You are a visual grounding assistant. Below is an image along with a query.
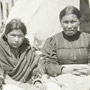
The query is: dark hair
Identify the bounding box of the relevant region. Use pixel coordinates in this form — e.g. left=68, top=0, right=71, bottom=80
left=59, top=6, right=81, bottom=21
left=5, top=19, right=27, bottom=35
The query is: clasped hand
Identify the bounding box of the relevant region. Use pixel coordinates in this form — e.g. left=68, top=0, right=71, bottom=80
left=62, top=65, right=90, bottom=76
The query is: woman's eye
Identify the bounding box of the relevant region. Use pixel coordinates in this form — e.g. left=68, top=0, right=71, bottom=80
left=64, top=21, right=69, bottom=24
left=63, top=20, right=76, bottom=24
left=18, top=35, right=24, bottom=38
left=71, top=20, right=76, bottom=23
left=11, top=34, right=16, bottom=37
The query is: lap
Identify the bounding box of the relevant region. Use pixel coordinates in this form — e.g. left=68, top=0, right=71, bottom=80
left=56, top=74, right=90, bottom=90
left=3, top=85, right=25, bottom=90
left=4, top=75, right=38, bottom=90
left=41, top=74, right=90, bottom=90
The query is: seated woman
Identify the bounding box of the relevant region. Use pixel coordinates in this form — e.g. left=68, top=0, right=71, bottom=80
left=42, top=5, right=90, bottom=77
left=0, top=19, right=44, bottom=90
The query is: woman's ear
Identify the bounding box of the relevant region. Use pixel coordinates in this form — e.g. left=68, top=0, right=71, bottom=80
left=4, top=34, right=7, bottom=39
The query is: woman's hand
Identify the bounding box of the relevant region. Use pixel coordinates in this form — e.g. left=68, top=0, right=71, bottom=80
left=75, top=66, right=90, bottom=76
left=32, top=67, right=42, bottom=80
left=62, top=65, right=90, bottom=76
left=34, top=81, right=47, bottom=90
left=61, top=66, right=76, bottom=74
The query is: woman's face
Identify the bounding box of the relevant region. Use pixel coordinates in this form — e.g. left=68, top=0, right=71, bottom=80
left=61, top=14, right=80, bottom=36
left=6, top=29, right=25, bottom=48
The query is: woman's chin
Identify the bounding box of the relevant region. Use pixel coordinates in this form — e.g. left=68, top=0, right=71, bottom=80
left=66, top=33, right=75, bottom=36
left=11, top=45, right=19, bottom=49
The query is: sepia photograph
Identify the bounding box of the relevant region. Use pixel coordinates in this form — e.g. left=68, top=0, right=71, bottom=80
left=0, top=0, right=90, bottom=90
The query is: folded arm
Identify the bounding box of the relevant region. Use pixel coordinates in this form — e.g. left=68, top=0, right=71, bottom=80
left=42, top=37, right=63, bottom=77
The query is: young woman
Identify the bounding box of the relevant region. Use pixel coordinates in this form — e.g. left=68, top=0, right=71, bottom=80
left=0, top=19, right=44, bottom=90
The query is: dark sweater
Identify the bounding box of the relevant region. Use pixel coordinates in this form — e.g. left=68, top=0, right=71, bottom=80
left=42, top=31, right=90, bottom=76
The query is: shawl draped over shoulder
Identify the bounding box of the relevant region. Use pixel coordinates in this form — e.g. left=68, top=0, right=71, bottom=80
left=0, top=35, right=39, bottom=83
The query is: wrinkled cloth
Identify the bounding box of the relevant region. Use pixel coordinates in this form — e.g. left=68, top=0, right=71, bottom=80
left=3, top=84, right=25, bottom=90
left=32, top=73, right=90, bottom=90
left=39, top=74, right=90, bottom=90
left=4, top=75, right=39, bottom=90
left=56, top=74, right=90, bottom=90
left=42, top=31, right=90, bottom=76
left=0, top=35, right=39, bottom=83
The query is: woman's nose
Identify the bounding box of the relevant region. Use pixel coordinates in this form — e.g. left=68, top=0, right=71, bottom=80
left=15, top=36, right=19, bottom=41
left=66, top=23, right=73, bottom=30
left=67, top=23, right=72, bottom=28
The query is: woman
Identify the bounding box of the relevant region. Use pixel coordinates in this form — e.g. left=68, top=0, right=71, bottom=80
left=0, top=19, right=44, bottom=90
left=42, top=6, right=90, bottom=77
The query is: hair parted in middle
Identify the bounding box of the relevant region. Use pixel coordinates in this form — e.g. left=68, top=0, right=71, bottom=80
left=5, top=19, right=27, bottom=35
left=59, top=6, right=81, bottom=21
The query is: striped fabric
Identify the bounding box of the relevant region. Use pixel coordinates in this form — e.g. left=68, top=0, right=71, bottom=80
left=42, top=31, right=90, bottom=76
left=54, top=31, right=90, bottom=64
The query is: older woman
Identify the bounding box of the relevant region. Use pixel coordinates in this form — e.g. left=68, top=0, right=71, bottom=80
left=42, top=6, right=90, bottom=77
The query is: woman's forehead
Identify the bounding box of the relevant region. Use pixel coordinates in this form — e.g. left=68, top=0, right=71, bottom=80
left=8, top=29, right=24, bottom=35
left=61, top=14, right=78, bottom=20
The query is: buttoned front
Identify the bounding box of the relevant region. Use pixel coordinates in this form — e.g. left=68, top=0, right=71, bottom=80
left=42, top=31, right=90, bottom=76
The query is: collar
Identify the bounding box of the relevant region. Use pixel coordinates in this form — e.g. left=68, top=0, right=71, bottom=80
left=62, top=31, right=81, bottom=41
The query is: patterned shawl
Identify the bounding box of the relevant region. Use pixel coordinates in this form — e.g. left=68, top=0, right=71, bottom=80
left=0, top=36, right=39, bottom=83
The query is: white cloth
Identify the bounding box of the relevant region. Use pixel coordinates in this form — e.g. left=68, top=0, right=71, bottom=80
left=41, top=73, right=90, bottom=90
left=3, top=85, right=25, bottom=90
left=44, top=82, right=61, bottom=90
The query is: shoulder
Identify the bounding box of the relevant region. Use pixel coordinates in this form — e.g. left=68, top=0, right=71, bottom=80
left=79, top=32, right=90, bottom=44
left=43, top=32, right=63, bottom=48
left=80, top=32, right=90, bottom=40
left=80, top=32, right=90, bottom=37
left=0, top=36, right=8, bottom=49
left=46, top=32, right=63, bottom=43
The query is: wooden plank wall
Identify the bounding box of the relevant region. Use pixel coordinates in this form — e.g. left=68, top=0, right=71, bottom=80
left=80, top=0, right=90, bottom=33
left=0, top=0, right=17, bottom=27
